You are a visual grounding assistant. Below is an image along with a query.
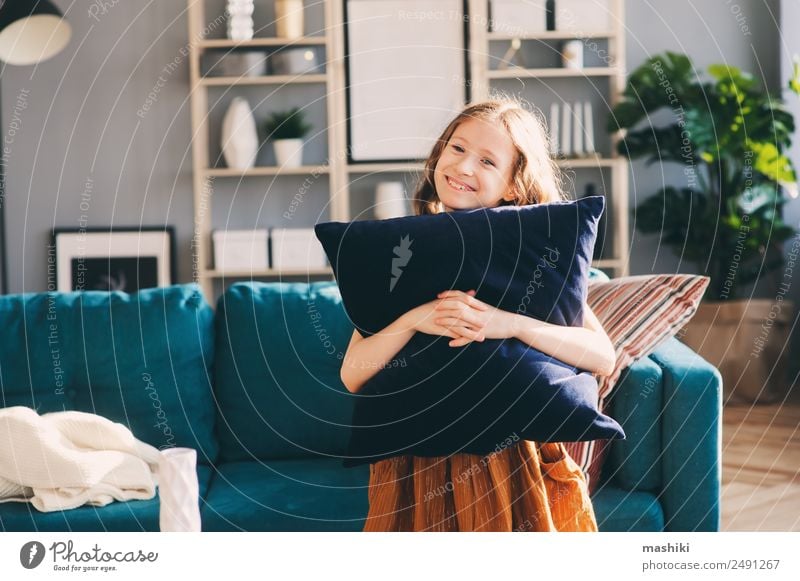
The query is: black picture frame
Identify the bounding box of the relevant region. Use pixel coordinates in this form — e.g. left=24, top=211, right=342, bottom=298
left=50, top=226, right=176, bottom=293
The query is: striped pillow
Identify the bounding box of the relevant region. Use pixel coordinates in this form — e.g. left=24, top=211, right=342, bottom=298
left=564, top=274, right=710, bottom=494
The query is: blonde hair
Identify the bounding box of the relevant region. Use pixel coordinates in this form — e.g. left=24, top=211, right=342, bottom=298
left=412, top=95, right=566, bottom=216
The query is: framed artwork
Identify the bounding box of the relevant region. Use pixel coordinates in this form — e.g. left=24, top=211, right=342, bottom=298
left=51, top=227, right=176, bottom=292
left=343, top=0, right=469, bottom=162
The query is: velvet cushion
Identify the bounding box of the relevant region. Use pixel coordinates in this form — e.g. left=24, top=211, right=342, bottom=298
left=314, top=197, right=625, bottom=467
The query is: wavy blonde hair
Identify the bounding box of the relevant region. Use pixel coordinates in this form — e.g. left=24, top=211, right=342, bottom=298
left=412, top=95, right=566, bottom=216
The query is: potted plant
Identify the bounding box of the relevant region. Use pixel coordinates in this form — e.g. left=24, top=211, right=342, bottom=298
left=609, top=52, right=800, bottom=402
left=263, top=106, right=312, bottom=168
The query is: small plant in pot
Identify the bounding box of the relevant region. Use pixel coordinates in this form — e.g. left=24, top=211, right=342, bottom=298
left=263, top=107, right=312, bottom=168
left=609, top=51, right=800, bottom=403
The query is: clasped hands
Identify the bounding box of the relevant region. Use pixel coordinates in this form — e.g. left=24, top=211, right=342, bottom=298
left=404, top=289, right=518, bottom=348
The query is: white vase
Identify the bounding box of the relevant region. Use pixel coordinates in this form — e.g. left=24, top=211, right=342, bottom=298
left=221, top=97, right=258, bottom=170
left=375, top=181, right=407, bottom=219
left=273, top=138, right=304, bottom=167
left=158, top=448, right=201, bottom=532
left=227, top=0, right=254, bottom=41
left=275, top=0, right=304, bottom=39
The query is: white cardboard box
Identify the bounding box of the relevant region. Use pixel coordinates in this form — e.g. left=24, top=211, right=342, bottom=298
left=212, top=229, right=269, bottom=271
left=270, top=227, right=328, bottom=270
left=490, top=1, right=547, bottom=35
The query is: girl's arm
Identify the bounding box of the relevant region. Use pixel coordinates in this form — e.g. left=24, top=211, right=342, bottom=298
left=509, top=302, right=616, bottom=376
left=339, top=319, right=415, bottom=394
left=340, top=299, right=483, bottom=394
left=434, top=291, right=616, bottom=376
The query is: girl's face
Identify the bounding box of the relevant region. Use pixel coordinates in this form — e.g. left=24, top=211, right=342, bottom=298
left=434, top=117, right=518, bottom=212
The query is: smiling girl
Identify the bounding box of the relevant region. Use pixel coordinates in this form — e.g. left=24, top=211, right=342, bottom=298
left=340, top=97, right=616, bottom=532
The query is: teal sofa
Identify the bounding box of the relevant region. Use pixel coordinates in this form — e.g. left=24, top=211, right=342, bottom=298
left=0, top=270, right=721, bottom=532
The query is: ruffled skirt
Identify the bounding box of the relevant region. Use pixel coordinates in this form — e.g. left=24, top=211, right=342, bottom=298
left=363, top=441, right=598, bottom=532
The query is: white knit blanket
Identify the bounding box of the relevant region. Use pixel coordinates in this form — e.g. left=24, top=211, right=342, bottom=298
left=0, top=406, right=161, bottom=512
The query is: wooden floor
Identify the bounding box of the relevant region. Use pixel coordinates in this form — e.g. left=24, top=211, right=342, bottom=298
left=721, top=386, right=800, bottom=531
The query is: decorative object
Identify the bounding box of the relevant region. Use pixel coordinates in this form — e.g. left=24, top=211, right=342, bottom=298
left=207, top=51, right=268, bottom=77
left=560, top=101, right=572, bottom=156
left=549, top=102, right=560, bottom=155
left=345, top=0, right=467, bottom=162
left=610, top=52, right=800, bottom=401
left=221, top=97, right=258, bottom=170
left=212, top=229, right=269, bottom=271
left=497, top=38, right=525, bottom=70
left=51, top=227, right=175, bottom=293
left=226, top=0, right=254, bottom=41
left=572, top=100, right=583, bottom=157
left=270, top=227, right=327, bottom=270
left=555, top=0, right=611, bottom=33
left=158, top=447, right=202, bottom=532
left=269, top=47, right=319, bottom=75
left=275, top=0, right=305, bottom=39
left=315, top=197, right=622, bottom=467
left=490, top=0, right=547, bottom=34
left=566, top=273, right=711, bottom=493
left=263, top=106, right=312, bottom=167
left=560, top=39, right=583, bottom=69
left=374, top=181, right=408, bottom=220
left=0, top=1, right=71, bottom=294
left=583, top=101, right=595, bottom=154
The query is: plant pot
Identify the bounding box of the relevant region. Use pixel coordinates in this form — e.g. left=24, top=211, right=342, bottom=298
left=275, top=0, right=304, bottom=39
left=273, top=138, right=304, bottom=167
left=679, top=299, right=794, bottom=404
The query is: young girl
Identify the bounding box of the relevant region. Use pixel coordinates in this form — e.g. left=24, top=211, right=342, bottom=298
left=340, top=97, right=617, bottom=532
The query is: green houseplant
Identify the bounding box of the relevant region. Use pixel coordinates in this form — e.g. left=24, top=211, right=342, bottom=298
left=263, top=106, right=312, bottom=167
left=609, top=52, right=800, bottom=402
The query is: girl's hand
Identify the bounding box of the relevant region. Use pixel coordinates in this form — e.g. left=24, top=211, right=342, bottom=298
left=401, top=298, right=487, bottom=344
left=434, top=290, right=516, bottom=347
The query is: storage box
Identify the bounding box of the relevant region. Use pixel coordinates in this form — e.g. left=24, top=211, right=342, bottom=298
left=270, top=228, right=328, bottom=270
left=556, top=0, right=611, bottom=34
left=490, top=1, right=547, bottom=35
left=212, top=229, right=269, bottom=271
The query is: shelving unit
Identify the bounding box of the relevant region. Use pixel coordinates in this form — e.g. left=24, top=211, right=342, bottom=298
left=187, top=0, right=629, bottom=302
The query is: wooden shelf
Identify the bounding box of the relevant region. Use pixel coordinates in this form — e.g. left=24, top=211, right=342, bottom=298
left=205, top=267, right=333, bottom=278
left=488, top=67, right=619, bottom=79
left=488, top=31, right=616, bottom=41
left=347, top=162, right=425, bottom=173
left=204, top=166, right=331, bottom=178
left=201, top=73, right=327, bottom=86
left=556, top=157, right=619, bottom=168
left=197, top=36, right=328, bottom=49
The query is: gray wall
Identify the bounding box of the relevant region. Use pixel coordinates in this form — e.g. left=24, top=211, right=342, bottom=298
left=0, top=0, right=785, bottom=294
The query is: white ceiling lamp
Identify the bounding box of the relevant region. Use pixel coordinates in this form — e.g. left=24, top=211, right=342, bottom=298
left=0, top=0, right=72, bottom=66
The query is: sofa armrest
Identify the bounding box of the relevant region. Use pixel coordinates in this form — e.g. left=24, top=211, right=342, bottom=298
left=648, top=336, right=722, bottom=532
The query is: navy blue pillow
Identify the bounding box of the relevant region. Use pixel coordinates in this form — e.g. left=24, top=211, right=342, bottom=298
left=314, top=196, right=625, bottom=467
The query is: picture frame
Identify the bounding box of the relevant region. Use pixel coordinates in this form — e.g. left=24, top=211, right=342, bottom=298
left=50, top=226, right=176, bottom=293
left=343, top=0, right=470, bottom=162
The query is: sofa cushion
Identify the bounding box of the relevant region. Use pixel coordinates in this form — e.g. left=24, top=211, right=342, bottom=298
left=0, top=465, right=213, bottom=532
left=0, top=284, right=218, bottom=465
left=201, top=459, right=370, bottom=531
left=566, top=274, right=710, bottom=493
left=214, top=282, right=355, bottom=462
left=315, top=197, right=624, bottom=466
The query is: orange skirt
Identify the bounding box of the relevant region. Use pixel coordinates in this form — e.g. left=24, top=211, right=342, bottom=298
left=363, top=440, right=598, bottom=532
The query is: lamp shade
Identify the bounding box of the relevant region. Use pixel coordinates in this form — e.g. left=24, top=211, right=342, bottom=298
left=0, top=0, right=71, bottom=65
